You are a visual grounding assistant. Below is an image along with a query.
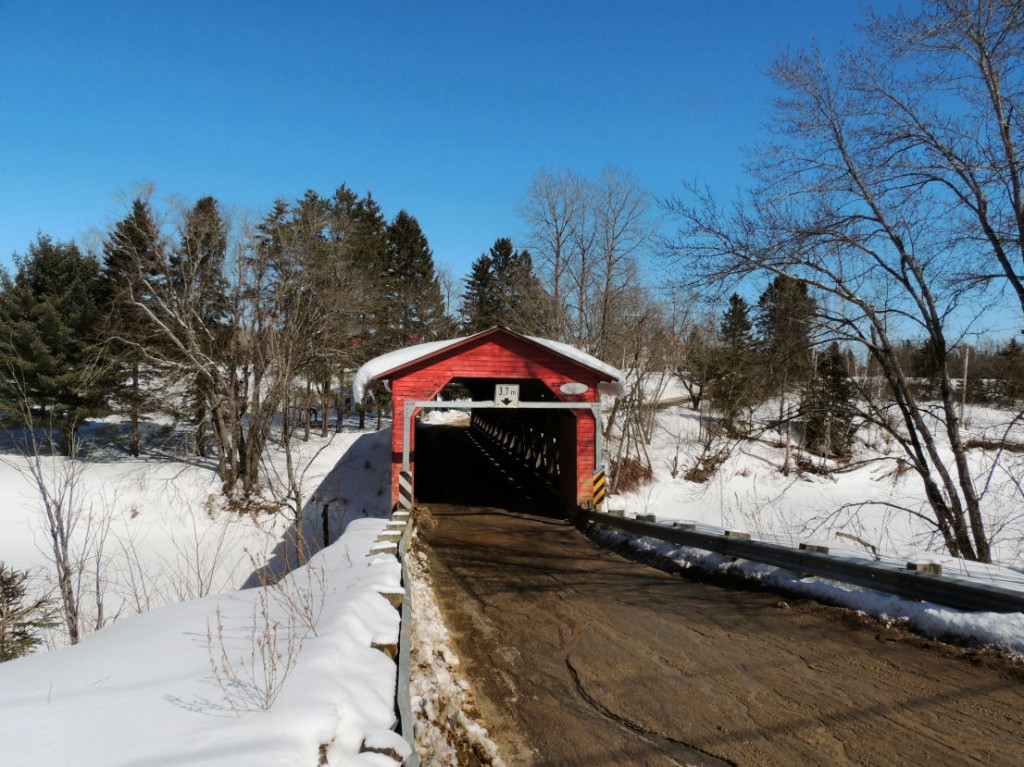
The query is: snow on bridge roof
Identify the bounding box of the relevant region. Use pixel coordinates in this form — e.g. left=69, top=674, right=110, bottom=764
left=352, top=327, right=626, bottom=402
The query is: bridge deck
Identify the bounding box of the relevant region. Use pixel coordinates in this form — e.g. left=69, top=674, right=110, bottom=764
left=414, top=424, right=1024, bottom=766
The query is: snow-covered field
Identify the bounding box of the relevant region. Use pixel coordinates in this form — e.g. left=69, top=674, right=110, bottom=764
left=1, top=417, right=395, bottom=632
left=608, top=378, right=1024, bottom=568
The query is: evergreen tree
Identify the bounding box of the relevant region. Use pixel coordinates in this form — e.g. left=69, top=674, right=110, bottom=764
left=381, top=210, right=449, bottom=346
left=720, top=293, right=755, bottom=351
left=0, top=234, right=107, bottom=454
left=709, top=293, right=760, bottom=431
left=461, top=237, right=550, bottom=335
left=802, top=342, right=858, bottom=458
left=298, top=185, right=382, bottom=433
left=911, top=337, right=944, bottom=397
left=175, top=196, right=228, bottom=323
left=335, top=187, right=387, bottom=362
left=0, top=562, right=54, bottom=662
left=490, top=238, right=548, bottom=335
left=172, top=196, right=229, bottom=455
left=460, top=252, right=500, bottom=333
left=343, top=190, right=391, bottom=363
left=996, top=338, right=1024, bottom=405
left=757, top=275, right=816, bottom=468
left=102, top=198, right=163, bottom=457
left=757, top=275, right=815, bottom=389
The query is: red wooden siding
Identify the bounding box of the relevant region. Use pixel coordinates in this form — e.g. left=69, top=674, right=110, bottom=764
left=379, top=333, right=606, bottom=398
left=575, top=411, right=597, bottom=503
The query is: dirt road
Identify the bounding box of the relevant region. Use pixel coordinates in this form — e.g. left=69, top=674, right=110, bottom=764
left=414, top=425, right=1024, bottom=766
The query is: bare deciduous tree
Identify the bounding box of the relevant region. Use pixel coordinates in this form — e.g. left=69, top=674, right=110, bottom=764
left=519, top=169, right=587, bottom=341
left=0, top=376, right=112, bottom=644
left=663, top=0, right=1024, bottom=561
left=592, top=167, right=654, bottom=360
left=862, top=0, right=1024, bottom=318
left=520, top=167, right=655, bottom=359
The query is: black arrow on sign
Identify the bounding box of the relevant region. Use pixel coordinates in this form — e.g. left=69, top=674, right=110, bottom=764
left=501, top=398, right=513, bottom=406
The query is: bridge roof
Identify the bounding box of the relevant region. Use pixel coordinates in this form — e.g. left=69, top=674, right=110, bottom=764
left=352, top=326, right=625, bottom=402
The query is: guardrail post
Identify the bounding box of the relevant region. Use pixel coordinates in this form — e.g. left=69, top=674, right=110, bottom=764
left=396, top=517, right=418, bottom=766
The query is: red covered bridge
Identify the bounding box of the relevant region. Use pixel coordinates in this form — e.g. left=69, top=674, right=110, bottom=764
left=353, top=327, right=624, bottom=512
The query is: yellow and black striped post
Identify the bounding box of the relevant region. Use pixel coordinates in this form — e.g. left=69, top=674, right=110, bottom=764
left=592, top=465, right=607, bottom=509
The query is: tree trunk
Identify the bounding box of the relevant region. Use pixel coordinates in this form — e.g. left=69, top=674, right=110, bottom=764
left=194, top=397, right=208, bottom=458
left=129, top=361, right=140, bottom=458
left=320, top=379, right=331, bottom=438
left=303, top=381, right=311, bottom=442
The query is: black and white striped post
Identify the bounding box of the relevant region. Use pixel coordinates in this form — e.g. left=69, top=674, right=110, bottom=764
left=398, top=470, right=414, bottom=511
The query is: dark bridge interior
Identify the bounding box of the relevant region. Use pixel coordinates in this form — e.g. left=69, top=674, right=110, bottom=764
left=415, top=418, right=568, bottom=518
left=411, top=376, right=582, bottom=514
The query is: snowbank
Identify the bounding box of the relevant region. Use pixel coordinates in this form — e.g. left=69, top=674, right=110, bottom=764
left=0, top=519, right=404, bottom=766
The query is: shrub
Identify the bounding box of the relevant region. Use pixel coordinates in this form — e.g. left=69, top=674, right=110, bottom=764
left=611, top=457, right=654, bottom=493
left=0, top=562, right=55, bottom=662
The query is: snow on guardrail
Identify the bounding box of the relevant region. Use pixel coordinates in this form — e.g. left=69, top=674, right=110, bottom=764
left=581, top=511, right=1024, bottom=614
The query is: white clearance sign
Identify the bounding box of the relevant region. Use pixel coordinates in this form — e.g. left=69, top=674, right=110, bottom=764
left=494, top=383, right=520, bottom=408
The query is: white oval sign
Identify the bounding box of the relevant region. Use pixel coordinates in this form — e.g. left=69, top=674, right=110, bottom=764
left=559, top=381, right=589, bottom=395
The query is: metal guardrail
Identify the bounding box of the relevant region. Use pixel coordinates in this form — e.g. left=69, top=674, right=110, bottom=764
left=397, top=522, right=419, bottom=767
left=581, top=511, right=1024, bottom=614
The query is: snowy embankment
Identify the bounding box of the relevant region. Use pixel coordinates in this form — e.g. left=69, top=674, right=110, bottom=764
left=0, top=418, right=408, bottom=766
left=0, top=521, right=403, bottom=766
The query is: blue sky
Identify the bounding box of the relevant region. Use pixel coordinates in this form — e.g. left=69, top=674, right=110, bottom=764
left=1, top=1, right=884, bottom=278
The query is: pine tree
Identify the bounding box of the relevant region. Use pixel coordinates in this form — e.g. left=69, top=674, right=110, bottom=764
left=911, top=337, right=944, bottom=398
left=331, top=189, right=388, bottom=426
left=345, top=191, right=393, bottom=364
left=172, top=196, right=229, bottom=455
left=802, top=342, right=858, bottom=458
left=996, top=338, right=1024, bottom=405
left=460, top=252, right=500, bottom=333
left=757, top=275, right=815, bottom=388
left=757, top=275, right=816, bottom=469
left=381, top=210, right=450, bottom=346
left=720, top=293, right=754, bottom=352
left=175, top=196, right=228, bottom=322
left=461, top=237, right=550, bottom=335
left=709, top=293, right=760, bottom=432
left=0, top=562, right=55, bottom=661
left=0, top=234, right=107, bottom=454
left=490, top=238, right=549, bottom=335
left=102, top=198, right=163, bottom=457
left=291, top=187, right=392, bottom=427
